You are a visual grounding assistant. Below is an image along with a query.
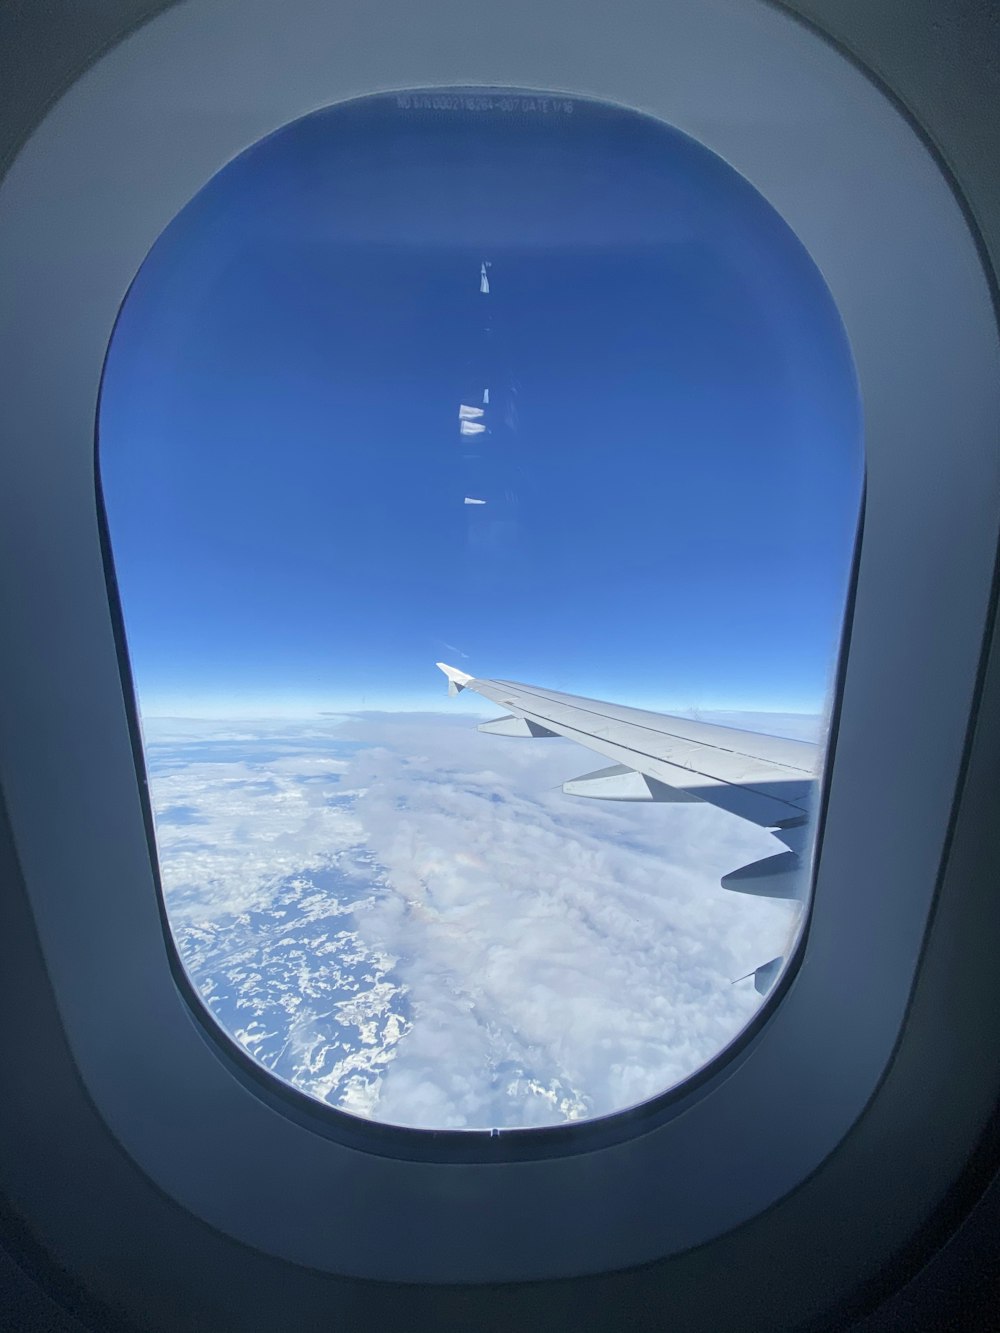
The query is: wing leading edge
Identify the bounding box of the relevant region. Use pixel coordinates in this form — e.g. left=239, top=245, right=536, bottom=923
left=436, top=661, right=819, bottom=928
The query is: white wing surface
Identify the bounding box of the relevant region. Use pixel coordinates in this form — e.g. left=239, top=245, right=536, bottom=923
left=436, top=661, right=820, bottom=907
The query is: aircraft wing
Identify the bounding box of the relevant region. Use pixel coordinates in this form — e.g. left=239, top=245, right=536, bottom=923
left=436, top=661, right=820, bottom=903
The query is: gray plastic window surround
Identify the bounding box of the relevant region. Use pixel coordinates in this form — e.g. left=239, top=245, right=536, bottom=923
left=0, top=0, right=997, bottom=1286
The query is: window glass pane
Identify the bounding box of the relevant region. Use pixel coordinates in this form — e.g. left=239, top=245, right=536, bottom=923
left=99, top=89, right=862, bottom=1130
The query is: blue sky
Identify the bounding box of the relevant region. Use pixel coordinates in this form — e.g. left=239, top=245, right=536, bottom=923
left=99, top=90, right=862, bottom=718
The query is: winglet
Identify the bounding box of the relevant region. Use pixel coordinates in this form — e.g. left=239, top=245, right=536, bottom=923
left=436, top=662, right=474, bottom=697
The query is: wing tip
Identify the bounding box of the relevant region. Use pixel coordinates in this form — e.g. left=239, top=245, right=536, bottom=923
left=436, top=662, right=474, bottom=695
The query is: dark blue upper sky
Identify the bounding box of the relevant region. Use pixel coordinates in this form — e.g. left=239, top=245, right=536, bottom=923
left=99, top=90, right=862, bottom=717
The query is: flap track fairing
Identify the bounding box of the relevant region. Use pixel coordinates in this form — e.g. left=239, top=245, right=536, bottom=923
left=478, top=715, right=557, bottom=738
left=562, top=763, right=700, bottom=802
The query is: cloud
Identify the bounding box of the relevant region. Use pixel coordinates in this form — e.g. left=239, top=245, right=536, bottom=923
left=335, top=718, right=795, bottom=1127
left=148, top=713, right=799, bottom=1130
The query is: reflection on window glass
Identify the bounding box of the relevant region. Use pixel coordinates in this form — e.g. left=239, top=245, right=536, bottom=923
left=99, top=89, right=862, bottom=1130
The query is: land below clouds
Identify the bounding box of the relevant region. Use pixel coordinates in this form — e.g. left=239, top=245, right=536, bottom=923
left=145, top=709, right=804, bottom=1129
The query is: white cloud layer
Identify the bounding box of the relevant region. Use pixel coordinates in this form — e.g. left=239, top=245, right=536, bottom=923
left=148, top=712, right=801, bottom=1129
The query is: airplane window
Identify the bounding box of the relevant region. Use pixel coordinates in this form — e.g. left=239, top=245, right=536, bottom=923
left=98, top=89, right=862, bottom=1131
